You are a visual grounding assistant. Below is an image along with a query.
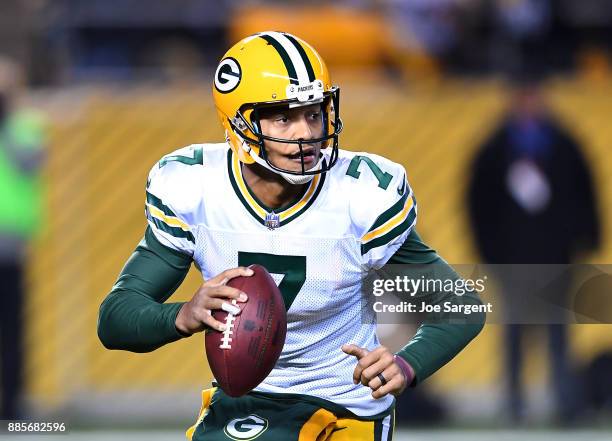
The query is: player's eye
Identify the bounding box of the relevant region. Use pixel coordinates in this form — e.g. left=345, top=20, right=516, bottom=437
left=275, top=115, right=289, bottom=123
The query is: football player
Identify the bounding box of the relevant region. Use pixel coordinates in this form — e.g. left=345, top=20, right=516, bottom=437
left=98, top=31, right=485, bottom=440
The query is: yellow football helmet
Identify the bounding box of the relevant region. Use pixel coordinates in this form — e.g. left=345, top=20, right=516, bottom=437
left=212, top=31, right=342, bottom=178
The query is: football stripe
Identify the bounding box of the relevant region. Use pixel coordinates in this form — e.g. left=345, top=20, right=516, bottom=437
left=146, top=205, right=190, bottom=230
left=280, top=165, right=327, bottom=226
left=227, top=150, right=267, bottom=225
left=268, top=31, right=310, bottom=84
left=227, top=149, right=326, bottom=227
left=259, top=34, right=299, bottom=85
left=232, top=153, right=269, bottom=218
left=280, top=175, right=318, bottom=220
left=366, top=186, right=409, bottom=233
left=362, top=193, right=415, bottom=243
left=374, top=417, right=383, bottom=441
left=146, top=210, right=195, bottom=243
left=279, top=162, right=326, bottom=220
left=381, top=414, right=391, bottom=441
left=283, top=33, right=316, bottom=82
left=259, top=32, right=310, bottom=85
left=146, top=190, right=177, bottom=218
left=361, top=207, right=416, bottom=254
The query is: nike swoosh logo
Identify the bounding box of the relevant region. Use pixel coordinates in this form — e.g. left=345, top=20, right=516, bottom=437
left=397, top=179, right=406, bottom=195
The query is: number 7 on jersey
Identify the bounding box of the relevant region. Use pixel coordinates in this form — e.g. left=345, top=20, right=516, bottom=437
left=238, top=252, right=306, bottom=311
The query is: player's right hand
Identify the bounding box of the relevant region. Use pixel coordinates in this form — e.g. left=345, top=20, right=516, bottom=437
left=175, top=267, right=252, bottom=335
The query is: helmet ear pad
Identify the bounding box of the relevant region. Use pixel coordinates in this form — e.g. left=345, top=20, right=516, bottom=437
left=219, top=110, right=256, bottom=164
left=249, top=107, right=262, bottom=137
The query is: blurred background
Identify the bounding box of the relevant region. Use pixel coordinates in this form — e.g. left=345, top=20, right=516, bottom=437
left=1, top=0, right=612, bottom=439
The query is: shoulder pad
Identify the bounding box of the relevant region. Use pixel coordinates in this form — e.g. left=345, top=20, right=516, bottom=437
left=334, top=150, right=417, bottom=268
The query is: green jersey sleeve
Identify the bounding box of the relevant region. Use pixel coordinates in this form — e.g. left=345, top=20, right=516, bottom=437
left=97, top=227, right=192, bottom=352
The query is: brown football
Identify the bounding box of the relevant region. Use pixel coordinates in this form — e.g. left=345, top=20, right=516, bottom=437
left=204, top=264, right=287, bottom=397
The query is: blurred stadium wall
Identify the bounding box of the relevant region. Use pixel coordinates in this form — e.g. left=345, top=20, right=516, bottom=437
left=21, top=75, right=612, bottom=424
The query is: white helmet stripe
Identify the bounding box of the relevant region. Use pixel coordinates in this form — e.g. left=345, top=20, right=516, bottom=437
left=259, top=31, right=310, bottom=85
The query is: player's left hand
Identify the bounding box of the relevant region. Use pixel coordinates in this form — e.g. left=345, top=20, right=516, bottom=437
left=342, top=344, right=413, bottom=399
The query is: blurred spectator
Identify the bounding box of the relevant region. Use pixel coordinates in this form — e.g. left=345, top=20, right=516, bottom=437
left=467, top=78, right=600, bottom=423
left=0, top=56, right=46, bottom=420
left=41, top=0, right=230, bottom=81
left=382, top=0, right=460, bottom=57
left=380, top=0, right=461, bottom=82
left=494, top=0, right=551, bottom=38
left=558, top=0, right=612, bottom=30
left=582, top=352, right=612, bottom=414
left=489, top=0, right=552, bottom=75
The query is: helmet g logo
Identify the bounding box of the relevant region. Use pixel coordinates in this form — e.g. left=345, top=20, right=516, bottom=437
left=224, top=415, right=268, bottom=440
left=215, top=57, right=242, bottom=93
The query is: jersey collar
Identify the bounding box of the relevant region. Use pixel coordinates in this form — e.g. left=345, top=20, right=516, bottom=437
left=227, top=149, right=326, bottom=228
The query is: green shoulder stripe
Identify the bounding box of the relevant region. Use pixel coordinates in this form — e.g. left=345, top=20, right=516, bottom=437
left=361, top=202, right=416, bottom=255
left=145, top=191, right=195, bottom=243
left=146, top=211, right=195, bottom=244
left=367, top=187, right=409, bottom=233
left=146, top=191, right=177, bottom=218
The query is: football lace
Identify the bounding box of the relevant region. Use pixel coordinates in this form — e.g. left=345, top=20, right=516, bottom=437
left=219, top=300, right=237, bottom=349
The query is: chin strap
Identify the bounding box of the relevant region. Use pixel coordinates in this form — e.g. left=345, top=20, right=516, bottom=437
left=243, top=141, right=323, bottom=185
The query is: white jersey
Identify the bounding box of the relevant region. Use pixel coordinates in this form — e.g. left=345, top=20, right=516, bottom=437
left=145, top=143, right=417, bottom=417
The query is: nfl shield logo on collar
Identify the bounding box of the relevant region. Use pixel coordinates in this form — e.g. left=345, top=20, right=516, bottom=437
left=265, top=211, right=280, bottom=230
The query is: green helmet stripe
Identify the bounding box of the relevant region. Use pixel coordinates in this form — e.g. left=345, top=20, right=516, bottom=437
left=259, top=34, right=299, bottom=85
left=283, top=33, right=316, bottom=82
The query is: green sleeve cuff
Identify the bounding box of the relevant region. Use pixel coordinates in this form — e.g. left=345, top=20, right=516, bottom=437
left=164, top=302, right=189, bottom=339
left=395, top=321, right=484, bottom=386
left=395, top=351, right=422, bottom=387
